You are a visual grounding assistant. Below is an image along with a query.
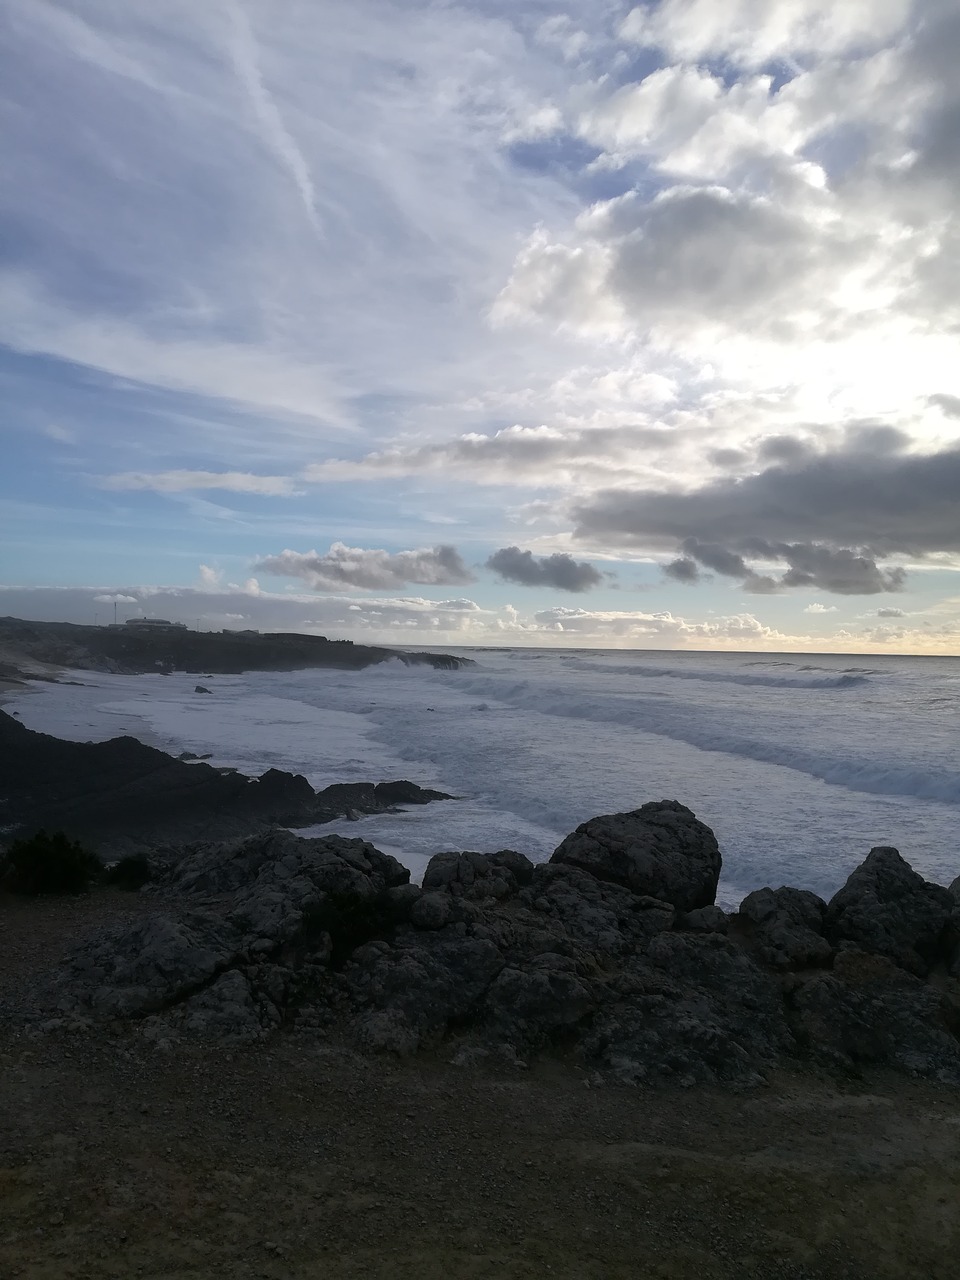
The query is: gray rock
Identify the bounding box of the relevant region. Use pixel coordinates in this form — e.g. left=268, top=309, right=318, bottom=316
left=410, top=892, right=454, bottom=931
left=582, top=934, right=791, bottom=1087
left=57, top=912, right=237, bottom=1018
left=422, top=849, right=523, bottom=901
left=522, top=863, right=674, bottom=955
left=484, top=966, right=597, bottom=1047
left=179, top=970, right=275, bottom=1042
left=790, top=949, right=960, bottom=1083
left=738, top=887, right=831, bottom=969
left=550, top=800, right=721, bottom=911
left=827, top=847, right=954, bottom=976
left=680, top=906, right=729, bottom=934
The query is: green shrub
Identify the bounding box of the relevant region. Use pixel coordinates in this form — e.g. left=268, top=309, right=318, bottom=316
left=104, top=854, right=153, bottom=891
left=1, top=829, right=101, bottom=896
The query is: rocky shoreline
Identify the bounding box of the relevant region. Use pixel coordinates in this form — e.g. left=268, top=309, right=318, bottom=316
left=0, top=709, right=453, bottom=854
left=0, top=615, right=470, bottom=678
left=7, top=774, right=960, bottom=1089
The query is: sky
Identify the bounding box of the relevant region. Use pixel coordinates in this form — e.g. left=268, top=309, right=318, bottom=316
left=2, top=0, right=959, bottom=653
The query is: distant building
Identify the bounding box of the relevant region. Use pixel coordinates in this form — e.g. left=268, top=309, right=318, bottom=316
left=123, top=618, right=188, bottom=632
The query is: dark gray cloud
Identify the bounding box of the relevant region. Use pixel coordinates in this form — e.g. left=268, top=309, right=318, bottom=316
left=930, top=394, right=960, bottom=418
left=681, top=539, right=750, bottom=578
left=575, top=444, right=960, bottom=556
left=574, top=441, right=960, bottom=594
left=663, top=556, right=700, bottom=583
left=254, top=543, right=475, bottom=591
left=486, top=546, right=603, bottom=592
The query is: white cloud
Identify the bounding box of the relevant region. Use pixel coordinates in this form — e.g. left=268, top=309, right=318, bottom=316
left=803, top=601, right=838, bottom=613
left=254, top=543, right=476, bottom=591
left=620, top=0, right=912, bottom=68
left=100, top=470, right=299, bottom=496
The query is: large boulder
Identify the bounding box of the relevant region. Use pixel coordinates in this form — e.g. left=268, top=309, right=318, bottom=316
left=550, top=800, right=721, bottom=911
left=738, top=887, right=832, bottom=970
left=827, top=847, right=954, bottom=976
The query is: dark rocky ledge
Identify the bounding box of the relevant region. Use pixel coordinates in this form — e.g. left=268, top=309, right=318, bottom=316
left=0, top=709, right=453, bottom=853
left=21, top=795, right=960, bottom=1089
left=0, top=614, right=470, bottom=676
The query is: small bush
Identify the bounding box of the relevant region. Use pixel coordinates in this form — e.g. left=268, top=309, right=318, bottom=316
left=104, top=854, right=153, bottom=891
left=1, top=829, right=101, bottom=896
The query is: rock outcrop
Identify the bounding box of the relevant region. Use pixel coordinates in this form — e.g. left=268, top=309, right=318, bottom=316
left=40, top=803, right=960, bottom=1089
left=826, top=846, right=955, bottom=977
left=551, top=800, right=721, bottom=911
left=0, top=709, right=453, bottom=852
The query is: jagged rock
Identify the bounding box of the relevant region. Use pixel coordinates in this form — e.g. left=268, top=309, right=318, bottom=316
left=551, top=800, right=721, bottom=911
left=194, top=684, right=211, bottom=694
left=789, top=949, right=960, bottom=1083
left=409, top=892, right=454, bottom=931
left=827, top=847, right=954, bottom=976
left=178, top=970, right=276, bottom=1042
left=581, top=934, right=791, bottom=1087
left=484, top=965, right=597, bottom=1048
left=422, top=849, right=529, bottom=901
left=41, top=815, right=960, bottom=1091
left=0, top=709, right=453, bottom=851
left=57, top=912, right=237, bottom=1018
left=679, top=905, right=729, bottom=933
left=57, top=832, right=410, bottom=1017
left=738, top=887, right=832, bottom=970
left=340, top=932, right=505, bottom=1049
left=521, top=863, right=675, bottom=954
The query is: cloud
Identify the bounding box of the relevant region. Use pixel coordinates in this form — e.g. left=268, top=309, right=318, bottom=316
left=619, top=0, right=912, bottom=67
left=663, top=556, right=700, bottom=583
left=876, top=607, right=906, bottom=617
left=574, top=439, right=960, bottom=592
left=225, top=1, right=323, bottom=238
left=304, top=422, right=687, bottom=489
left=804, top=602, right=838, bottom=614
left=531, top=604, right=789, bottom=644
left=253, top=543, right=476, bottom=591
left=4, top=584, right=959, bottom=653
left=486, top=546, right=603, bottom=592
left=930, top=394, right=960, bottom=419
left=100, top=470, right=299, bottom=496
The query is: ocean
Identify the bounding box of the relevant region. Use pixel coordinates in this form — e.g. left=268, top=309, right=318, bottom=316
left=8, top=647, right=960, bottom=908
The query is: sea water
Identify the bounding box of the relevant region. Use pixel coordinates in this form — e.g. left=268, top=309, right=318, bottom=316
left=7, top=648, right=960, bottom=907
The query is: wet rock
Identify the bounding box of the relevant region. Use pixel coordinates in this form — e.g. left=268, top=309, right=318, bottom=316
left=738, top=887, right=832, bottom=970
left=551, top=800, right=721, bottom=911
left=827, top=847, right=954, bottom=976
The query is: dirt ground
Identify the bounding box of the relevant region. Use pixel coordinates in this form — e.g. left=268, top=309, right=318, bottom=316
left=2, top=894, right=960, bottom=1280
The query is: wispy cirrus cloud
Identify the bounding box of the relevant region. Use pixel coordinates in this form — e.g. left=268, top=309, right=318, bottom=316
left=100, top=470, right=300, bottom=496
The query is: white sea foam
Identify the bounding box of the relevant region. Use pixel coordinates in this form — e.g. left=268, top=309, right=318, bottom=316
left=7, top=648, right=960, bottom=905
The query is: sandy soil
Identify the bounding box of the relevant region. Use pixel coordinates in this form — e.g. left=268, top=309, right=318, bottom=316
left=2, top=894, right=960, bottom=1280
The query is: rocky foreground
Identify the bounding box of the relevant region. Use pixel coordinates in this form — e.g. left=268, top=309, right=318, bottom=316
left=23, top=800, right=960, bottom=1089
